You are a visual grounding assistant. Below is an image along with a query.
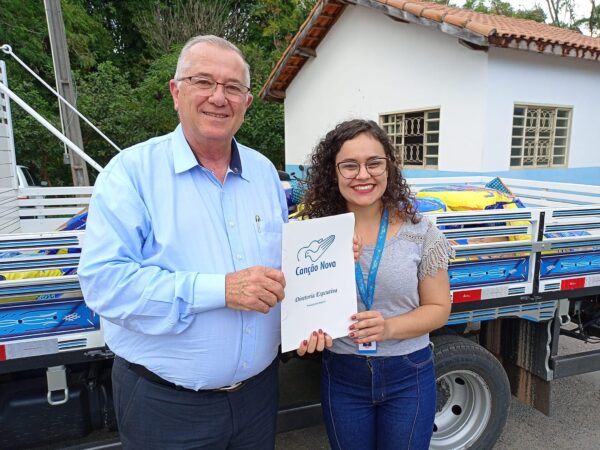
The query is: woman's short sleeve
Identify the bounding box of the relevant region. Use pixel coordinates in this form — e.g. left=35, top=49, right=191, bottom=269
left=418, top=221, right=455, bottom=280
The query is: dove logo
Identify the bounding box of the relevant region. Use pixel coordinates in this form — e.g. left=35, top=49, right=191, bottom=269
left=296, top=235, right=337, bottom=277
left=297, top=235, right=335, bottom=263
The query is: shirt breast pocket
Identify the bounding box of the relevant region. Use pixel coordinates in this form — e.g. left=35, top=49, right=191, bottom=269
left=257, top=220, right=282, bottom=269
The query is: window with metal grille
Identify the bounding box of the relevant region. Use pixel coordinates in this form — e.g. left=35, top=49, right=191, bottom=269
left=510, top=105, right=571, bottom=168
left=380, top=109, right=440, bottom=168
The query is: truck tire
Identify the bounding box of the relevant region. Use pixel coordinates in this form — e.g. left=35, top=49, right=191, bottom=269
left=430, top=334, right=510, bottom=450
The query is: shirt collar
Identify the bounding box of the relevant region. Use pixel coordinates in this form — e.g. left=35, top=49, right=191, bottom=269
left=229, top=140, right=243, bottom=176
left=172, top=124, right=244, bottom=177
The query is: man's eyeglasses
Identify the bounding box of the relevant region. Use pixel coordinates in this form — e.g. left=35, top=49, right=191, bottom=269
left=336, top=157, right=388, bottom=179
left=177, top=76, right=250, bottom=99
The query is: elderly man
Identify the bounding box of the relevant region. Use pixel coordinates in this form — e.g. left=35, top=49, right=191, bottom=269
left=79, top=35, right=287, bottom=449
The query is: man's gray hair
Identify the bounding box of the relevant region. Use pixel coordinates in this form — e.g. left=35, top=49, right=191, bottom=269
left=174, top=35, right=251, bottom=87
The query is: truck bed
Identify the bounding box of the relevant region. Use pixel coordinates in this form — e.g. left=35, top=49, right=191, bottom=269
left=411, top=176, right=600, bottom=325
left=1, top=177, right=599, bottom=371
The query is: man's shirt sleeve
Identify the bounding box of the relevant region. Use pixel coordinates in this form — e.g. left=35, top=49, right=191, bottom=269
left=78, top=157, right=225, bottom=336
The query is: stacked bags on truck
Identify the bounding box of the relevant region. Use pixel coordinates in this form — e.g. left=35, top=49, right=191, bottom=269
left=414, top=177, right=589, bottom=245
left=415, top=178, right=525, bottom=245
left=0, top=209, right=88, bottom=282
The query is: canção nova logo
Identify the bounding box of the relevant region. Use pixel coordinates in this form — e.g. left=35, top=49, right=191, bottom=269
left=296, top=235, right=337, bottom=276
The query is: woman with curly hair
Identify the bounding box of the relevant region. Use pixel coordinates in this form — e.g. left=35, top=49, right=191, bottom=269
left=299, top=119, right=454, bottom=450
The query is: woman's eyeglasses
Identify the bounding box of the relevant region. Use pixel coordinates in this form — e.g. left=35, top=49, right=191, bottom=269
left=336, top=157, right=388, bottom=179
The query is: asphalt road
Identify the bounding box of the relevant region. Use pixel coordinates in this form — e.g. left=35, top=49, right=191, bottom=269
left=276, top=370, right=600, bottom=449
left=32, top=336, right=600, bottom=450
left=275, top=335, right=600, bottom=450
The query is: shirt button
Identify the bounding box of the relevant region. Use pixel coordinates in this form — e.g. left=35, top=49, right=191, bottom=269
left=229, top=221, right=235, bottom=227
left=245, top=327, right=252, bottom=334
left=236, top=254, right=243, bottom=260
left=242, top=362, right=248, bottom=368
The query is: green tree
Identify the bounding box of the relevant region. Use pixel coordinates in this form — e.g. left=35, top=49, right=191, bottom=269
left=75, top=62, right=137, bottom=169
left=236, top=0, right=316, bottom=167
left=460, top=0, right=546, bottom=22
left=1, top=0, right=127, bottom=185
left=122, top=0, right=316, bottom=167
left=10, top=83, right=63, bottom=184
left=130, top=49, right=180, bottom=141
left=575, top=1, right=600, bottom=36
left=82, top=0, right=154, bottom=82
left=133, top=0, right=247, bottom=58
left=244, top=0, right=317, bottom=63
left=544, top=0, right=577, bottom=28
left=1, top=0, right=319, bottom=182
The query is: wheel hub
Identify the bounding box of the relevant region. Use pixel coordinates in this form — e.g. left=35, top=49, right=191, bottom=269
left=430, top=370, right=492, bottom=450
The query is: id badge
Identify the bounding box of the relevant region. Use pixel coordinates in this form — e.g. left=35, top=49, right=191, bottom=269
left=358, top=341, right=377, bottom=355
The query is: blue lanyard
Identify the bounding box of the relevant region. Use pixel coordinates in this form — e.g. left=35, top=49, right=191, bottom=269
left=355, top=208, right=389, bottom=310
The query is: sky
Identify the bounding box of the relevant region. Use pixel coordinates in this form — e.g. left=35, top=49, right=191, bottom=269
left=453, top=0, right=593, bottom=21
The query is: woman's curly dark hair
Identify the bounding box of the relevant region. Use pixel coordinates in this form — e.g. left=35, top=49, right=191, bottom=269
left=302, top=119, right=418, bottom=223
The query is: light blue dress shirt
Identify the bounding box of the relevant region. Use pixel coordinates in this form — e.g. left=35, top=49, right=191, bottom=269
left=78, top=125, right=288, bottom=390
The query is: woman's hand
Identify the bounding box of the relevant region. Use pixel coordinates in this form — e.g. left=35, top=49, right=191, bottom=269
left=297, top=329, right=333, bottom=356
left=353, top=233, right=362, bottom=262
left=349, top=310, right=388, bottom=344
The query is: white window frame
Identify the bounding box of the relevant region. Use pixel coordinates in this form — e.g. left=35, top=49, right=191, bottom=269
left=510, top=104, right=572, bottom=169
left=380, top=108, right=440, bottom=169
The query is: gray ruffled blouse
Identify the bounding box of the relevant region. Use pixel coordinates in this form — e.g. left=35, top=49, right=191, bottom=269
left=330, top=215, right=455, bottom=357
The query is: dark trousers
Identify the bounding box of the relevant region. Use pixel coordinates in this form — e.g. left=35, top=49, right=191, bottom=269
left=112, top=356, right=279, bottom=450
left=321, top=346, right=436, bottom=450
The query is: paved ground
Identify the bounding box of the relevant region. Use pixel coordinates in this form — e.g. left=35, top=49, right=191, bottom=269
left=276, top=336, right=600, bottom=450
left=276, top=370, right=600, bottom=449
left=493, top=335, right=600, bottom=450
left=32, top=336, right=600, bottom=450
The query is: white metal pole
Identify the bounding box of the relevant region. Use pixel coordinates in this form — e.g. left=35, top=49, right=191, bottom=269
left=0, top=44, right=121, bottom=154
left=0, top=82, right=103, bottom=173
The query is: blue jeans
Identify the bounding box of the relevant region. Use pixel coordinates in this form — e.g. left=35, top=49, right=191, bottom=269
left=112, top=356, right=279, bottom=450
left=321, top=346, right=436, bottom=450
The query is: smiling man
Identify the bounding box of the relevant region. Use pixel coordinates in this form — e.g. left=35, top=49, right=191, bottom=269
left=78, top=35, right=288, bottom=449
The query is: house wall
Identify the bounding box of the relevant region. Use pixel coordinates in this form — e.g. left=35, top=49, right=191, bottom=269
left=484, top=47, right=600, bottom=170
left=283, top=3, right=600, bottom=175
left=284, top=4, right=489, bottom=172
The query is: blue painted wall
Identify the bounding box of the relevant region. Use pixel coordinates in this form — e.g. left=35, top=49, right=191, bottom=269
left=285, top=165, right=600, bottom=186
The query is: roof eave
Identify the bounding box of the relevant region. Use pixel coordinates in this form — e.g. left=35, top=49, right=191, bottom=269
left=259, top=0, right=492, bottom=102
left=259, top=0, right=345, bottom=102
left=259, top=0, right=600, bottom=102
left=488, top=35, right=600, bottom=61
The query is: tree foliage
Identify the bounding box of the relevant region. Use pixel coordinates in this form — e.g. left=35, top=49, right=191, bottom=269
left=544, top=0, right=577, bottom=28
left=1, top=0, right=317, bottom=184
left=459, top=0, right=546, bottom=22
left=450, top=0, right=598, bottom=37
left=0, top=0, right=115, bottom=184
left=133, top=0, right=247, bottom=58
left=575, top=1, right=600, bottom=36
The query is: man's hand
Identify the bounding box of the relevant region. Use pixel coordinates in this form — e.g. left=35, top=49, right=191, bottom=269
left=225, top=266, right=286, bottom=313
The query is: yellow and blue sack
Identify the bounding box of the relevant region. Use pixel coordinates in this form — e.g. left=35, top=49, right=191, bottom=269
left=416, top=185, right=515, bottom=211
left=413, top=197, right=447, bottom=213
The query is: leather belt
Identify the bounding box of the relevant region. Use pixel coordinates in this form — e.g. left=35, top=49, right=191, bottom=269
left=121, top=357, right=245, bottom=393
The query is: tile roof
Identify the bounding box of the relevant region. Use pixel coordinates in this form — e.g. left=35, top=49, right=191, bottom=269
left=260, top=0, right=600, bottom=101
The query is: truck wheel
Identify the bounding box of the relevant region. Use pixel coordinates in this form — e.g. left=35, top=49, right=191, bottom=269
left=430, top=334, right=510, bottom=450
